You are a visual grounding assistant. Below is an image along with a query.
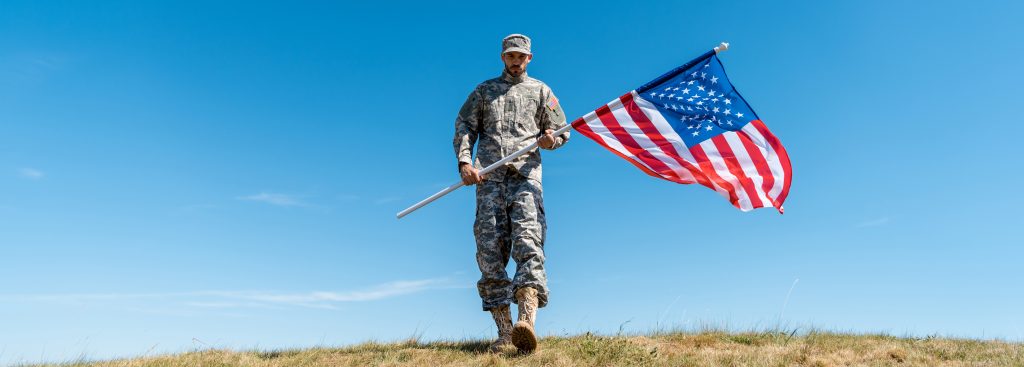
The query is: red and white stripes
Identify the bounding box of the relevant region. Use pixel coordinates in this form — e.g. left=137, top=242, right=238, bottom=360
left=571, top=91, right=792, bottom=213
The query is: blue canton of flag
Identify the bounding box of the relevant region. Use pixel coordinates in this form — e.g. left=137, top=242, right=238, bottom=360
left=636, top=51, right=759, bottom=148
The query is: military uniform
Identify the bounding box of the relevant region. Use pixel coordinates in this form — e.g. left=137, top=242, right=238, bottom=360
left=453, top=42, right=570, bottom=313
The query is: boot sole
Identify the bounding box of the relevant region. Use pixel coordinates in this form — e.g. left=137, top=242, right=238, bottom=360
left=510, top=321, right=537, bottom=353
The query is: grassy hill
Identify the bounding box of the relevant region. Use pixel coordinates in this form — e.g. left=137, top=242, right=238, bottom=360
left=20, top=330, right=1024, bottom=367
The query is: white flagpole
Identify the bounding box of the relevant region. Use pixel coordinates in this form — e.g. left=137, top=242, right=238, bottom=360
left=396, top=42, right=730, bottom=219
left=396, top=124, right=573, bottom=219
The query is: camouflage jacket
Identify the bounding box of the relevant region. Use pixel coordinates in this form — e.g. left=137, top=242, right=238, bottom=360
left=453, top=70, right=570, bottom=183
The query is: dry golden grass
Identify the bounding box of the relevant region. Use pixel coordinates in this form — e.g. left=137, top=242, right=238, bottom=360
left=20, top=330, right=1024, bottom=367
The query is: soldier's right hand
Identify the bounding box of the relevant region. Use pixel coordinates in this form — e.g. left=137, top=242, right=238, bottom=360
left=459, top=163, right=485, bottom=185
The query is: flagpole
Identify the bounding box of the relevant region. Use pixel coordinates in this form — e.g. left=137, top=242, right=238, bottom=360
left=396, top=123, right=573, bottom=219
left=396, top=41, right=730, bottom=219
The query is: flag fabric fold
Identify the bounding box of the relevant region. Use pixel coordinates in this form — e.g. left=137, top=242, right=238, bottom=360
left=571, top=50, right=792, bottom=213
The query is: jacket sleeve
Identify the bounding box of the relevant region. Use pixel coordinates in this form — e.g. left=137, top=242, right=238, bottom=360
left=539, top=85, right=570, bottom=150
left=453, top=87, right=481, bottom=169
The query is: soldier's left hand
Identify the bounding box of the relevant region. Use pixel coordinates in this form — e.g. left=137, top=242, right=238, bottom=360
left=538, top=129, right=556, bottom=149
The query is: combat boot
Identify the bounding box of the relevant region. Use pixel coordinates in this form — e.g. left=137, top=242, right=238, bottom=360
left=487, top=305, right=515, bottom=353
left=511, top=287, right=539, bottom=353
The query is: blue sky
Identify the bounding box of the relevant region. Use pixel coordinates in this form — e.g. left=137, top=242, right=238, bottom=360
left=2, top=0, right=1023, bottom=364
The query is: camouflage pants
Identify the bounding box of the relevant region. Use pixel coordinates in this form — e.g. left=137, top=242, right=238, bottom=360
left=474, top=168, right=548, bottom=311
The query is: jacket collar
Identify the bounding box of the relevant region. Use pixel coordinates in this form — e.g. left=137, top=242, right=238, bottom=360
left=501, top=69, right=528, bottom=84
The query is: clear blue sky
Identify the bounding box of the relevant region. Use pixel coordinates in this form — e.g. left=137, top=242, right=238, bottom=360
left=2, top=0, right=1022, bottom=364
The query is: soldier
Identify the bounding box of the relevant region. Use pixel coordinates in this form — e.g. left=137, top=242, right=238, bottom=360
left=453, top=34, right=570, bottom=354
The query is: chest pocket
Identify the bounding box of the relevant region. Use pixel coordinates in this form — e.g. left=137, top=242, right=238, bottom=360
left=512, top=95, right=540, bottom=135
left=480, top=94, right=502, bottom=134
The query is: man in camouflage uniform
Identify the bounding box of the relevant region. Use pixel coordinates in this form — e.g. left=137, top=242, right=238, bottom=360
left=453, top=34, right=570, bottom=354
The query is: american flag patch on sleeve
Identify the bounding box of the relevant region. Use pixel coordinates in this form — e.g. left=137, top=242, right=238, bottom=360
left=547, top=95, right=559, bottom=111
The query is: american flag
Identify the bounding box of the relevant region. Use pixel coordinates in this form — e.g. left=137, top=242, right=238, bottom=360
left=571, top=50, right=792, bottom=213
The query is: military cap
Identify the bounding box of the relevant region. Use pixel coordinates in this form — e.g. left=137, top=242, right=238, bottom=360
left=502, top=34, right=532, bottom=55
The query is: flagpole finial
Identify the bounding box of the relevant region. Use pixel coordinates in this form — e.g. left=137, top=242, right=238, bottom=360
left=714, top=42, right=730, bottom=53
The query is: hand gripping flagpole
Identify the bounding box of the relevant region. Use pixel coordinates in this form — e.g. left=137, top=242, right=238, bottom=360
left=396, top=123, right=573, bottom=219
left=396, top=42, right=731, bottom=219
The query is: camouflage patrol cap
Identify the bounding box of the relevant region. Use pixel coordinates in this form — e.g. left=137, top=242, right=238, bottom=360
left=502, top=34, right=532, bottom=55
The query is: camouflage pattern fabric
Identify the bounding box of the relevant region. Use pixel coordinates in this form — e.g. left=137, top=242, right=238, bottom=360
left=474, top=166, right=548, bottom=311
left=453, top=70, right=568, bottom=311
left=502, top=34, right=532, bottom=55
left=453, top=70, right=570, bottom=184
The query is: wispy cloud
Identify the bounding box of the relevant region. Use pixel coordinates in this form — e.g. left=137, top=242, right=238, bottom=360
left=237, top=192, right=306, bottom=207
left=0, top=277, right=462, bottom=310
left=18, top=168, right=44, bottom=179
left=856, top=217, right=890, bottom=228
left=5, top=53, right=68, bottom=81
left=374, top=196, right=400, bottom=205
left=29, top=55, right=63, bottom=70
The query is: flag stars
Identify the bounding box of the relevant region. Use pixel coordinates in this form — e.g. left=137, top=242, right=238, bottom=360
left=711, top=76, right=718, bottom=84
left=724, top=109, right=731, bottom=115
left=698, top=85, right=705, bottom=91
left=705, top=125, right=713, bottom=131
left=691, top=71, right=698, bottom=77
left=713, top=107, right=720, bottom=113
left=736, top=112, right=744, bottom=118
left=724, top=98, right=732, bottom=105
left=692, top=130, right=700, bottom=136
left=682, top=88, right=690, bottom=94
left=707, top=90, right=715, bottom=97
left=668, top=94, right=675, bottom=98
left=687, top=80, right=695, bottom=85
left=700, top=72, right=707, bottom=79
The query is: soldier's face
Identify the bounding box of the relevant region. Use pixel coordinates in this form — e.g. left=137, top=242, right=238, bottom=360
left=502, top=52, right=532, bottom=76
